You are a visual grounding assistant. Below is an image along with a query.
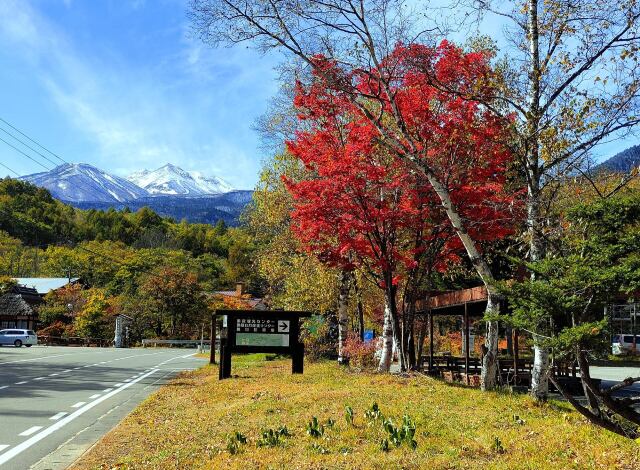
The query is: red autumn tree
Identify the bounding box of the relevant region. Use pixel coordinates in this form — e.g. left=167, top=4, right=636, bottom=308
left=286, top=41, right=520, bottom=373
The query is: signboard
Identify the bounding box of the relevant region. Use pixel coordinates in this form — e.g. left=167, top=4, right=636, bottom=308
left=214, top=309, right=311, bottom=380
left=363, top=329, right=374, bottom=343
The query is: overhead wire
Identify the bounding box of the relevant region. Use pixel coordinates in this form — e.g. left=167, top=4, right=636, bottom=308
left=0, top=162, right=20, bottom=177
left=0, top=126, right=60, bottom=168
left=0, top=135, right=52, bottom=171
left=0, top=116, right=66, bottom=164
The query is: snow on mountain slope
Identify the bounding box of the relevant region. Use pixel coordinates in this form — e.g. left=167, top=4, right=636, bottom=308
left=127, top=163, right=234, bottom=195
left=21, top=163, right=149, bottom=203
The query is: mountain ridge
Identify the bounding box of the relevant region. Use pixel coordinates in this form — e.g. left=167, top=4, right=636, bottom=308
left=127, top=163, right=234, bottom=196
left=19, top=162, right=251, bottom=225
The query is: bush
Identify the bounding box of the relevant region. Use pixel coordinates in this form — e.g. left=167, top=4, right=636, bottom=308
left=301, top=317, right=336, bottom=361
left=343, top=334, right=377, bottom=370
left=37, top=321, right=67, bottom=337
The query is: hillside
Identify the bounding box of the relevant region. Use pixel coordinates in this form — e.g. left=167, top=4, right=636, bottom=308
left=597, top=144, right=640, bottom=172
left=71, top=191, right=253, bottom=226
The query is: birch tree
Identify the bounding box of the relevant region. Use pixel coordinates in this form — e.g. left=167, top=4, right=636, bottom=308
left=455, top=0, right=640, bottom=399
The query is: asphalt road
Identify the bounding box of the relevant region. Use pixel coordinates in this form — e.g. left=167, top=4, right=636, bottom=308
left=0, top=345, right=204, bottom=470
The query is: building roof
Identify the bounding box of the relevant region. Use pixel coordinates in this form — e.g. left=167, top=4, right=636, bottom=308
left=13, top=278, right=79, bottom=295
left=0, top=294, right=36, bottom=317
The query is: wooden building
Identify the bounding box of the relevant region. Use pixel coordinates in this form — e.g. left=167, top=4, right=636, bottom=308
left=0, top=285, right=42, bottom=330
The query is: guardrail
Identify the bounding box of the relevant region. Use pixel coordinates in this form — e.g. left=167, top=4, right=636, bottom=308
left=38, top=335, right=112, bottom=347
left=142, top=339, right=218, bottom=348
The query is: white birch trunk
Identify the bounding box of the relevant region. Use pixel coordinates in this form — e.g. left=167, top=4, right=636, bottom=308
left=337, top=270, right=350, bottom=365
left=531, top=343, right=550, bottom=400
left=377, top=298, right=394, bottom=373
left=526, top=0, right=551, bottom=401
left=423, top=170, right=502, bottom=389
left=481, top=294, right=500, bottom=390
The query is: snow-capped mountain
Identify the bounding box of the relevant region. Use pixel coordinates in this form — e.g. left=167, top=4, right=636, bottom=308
left=21, top=163, right=149, bottom=203
left=127, top=163, right=234, bottom=196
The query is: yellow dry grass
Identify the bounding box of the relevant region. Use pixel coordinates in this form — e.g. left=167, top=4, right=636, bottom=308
left=73, top=355, right=640, bottom=469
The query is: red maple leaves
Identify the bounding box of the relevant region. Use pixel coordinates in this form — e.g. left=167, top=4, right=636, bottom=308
left=285, top=40, right=521, bottom=285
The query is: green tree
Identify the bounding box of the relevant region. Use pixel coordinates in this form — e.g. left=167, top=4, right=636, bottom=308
left=504, top=195, right=640, bottom=437
left=138, top=266, right=208, bottom=337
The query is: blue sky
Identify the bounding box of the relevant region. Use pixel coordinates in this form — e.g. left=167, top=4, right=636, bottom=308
left=0, top=1, right=634, bottom=190
left=0, top=0, right=280, bottom=189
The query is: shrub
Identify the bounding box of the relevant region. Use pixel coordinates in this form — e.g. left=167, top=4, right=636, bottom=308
left=343, top=334, right=377, bottom=370
left=301, top=318, right=335, bottom=361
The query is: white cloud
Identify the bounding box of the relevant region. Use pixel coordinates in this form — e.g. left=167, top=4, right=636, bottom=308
left=0, top=0, right=279, bottom=188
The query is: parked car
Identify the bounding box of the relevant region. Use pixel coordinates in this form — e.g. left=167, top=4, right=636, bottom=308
left=0, top=329, right=38, bottom=347
left=612, top=334, right=640, bottom=355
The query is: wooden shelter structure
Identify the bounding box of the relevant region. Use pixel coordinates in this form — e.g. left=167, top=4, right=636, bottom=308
left=416, top=286, right=528, bottom=386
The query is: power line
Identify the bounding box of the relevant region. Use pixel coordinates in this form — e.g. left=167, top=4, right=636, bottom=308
left=0, top=136, right=51, bottom=171
left=0, top=127, right=60, bottom=168
left=0, top=117, right=67, bottom=164
left=0, top=162, right=20, bottom=177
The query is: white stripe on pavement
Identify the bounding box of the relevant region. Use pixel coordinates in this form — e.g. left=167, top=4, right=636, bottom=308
left=0, top=446, right=8, bottom=452
left=15, top=381, right=27, bottom=385
left=0, top=369, right=158, bottom=466
left=0, top=353, right=82, bottom=365
left=19, top=427, right=43, bottom=437
left=0, top=386, right=8, bottom=390
left=103, top=388, right=113, bottom=393
left=89, top=394, right=100, bottom=399
left=71, top=402, right=86, bottom=408
left=49, top=412, right=67, bottom=421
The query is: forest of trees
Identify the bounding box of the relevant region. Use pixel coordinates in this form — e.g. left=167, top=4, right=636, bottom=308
left=0, top=177, right=261, bottom=342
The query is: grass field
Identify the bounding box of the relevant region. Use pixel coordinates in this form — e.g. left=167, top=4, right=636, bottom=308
left=73, top=355, right=640, bottom=469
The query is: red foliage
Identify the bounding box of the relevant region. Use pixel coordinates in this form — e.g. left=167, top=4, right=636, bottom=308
left=343, top=333, right=378, bottom=369
left=285, top=40, right=521, bottom=284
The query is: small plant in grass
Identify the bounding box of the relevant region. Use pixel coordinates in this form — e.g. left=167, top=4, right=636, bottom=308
left=380, top=438, right=390, bottom=452
left=325, top=418, right=335, bottom=428
left=306, top=416, right=325, bottom=438
left=380, top=415, right=417, bottom=450
left=257, top=428, right=289, bottom=448
left=310, top=442, right=330, bottom=454
left=492, top=436, right=506, bottom=454
left=345, top=405, right=354, bottom=426
left=364, top=402, right=383, bottom=422
left=226, top=431, right=248, bottom=454
left=513, top=414, right=525, bottom=425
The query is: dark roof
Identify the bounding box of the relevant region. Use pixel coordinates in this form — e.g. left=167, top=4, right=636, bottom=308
left=0, top=294, right=36, bottom=317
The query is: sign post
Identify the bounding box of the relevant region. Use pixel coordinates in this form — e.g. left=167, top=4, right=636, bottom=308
left=215, top=309, right=311, bottom=380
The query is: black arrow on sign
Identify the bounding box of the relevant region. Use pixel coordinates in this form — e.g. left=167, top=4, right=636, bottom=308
left=279, top=321, right=289, bottom=332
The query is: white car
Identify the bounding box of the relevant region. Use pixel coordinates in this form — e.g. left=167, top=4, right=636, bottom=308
left=612, top=334, right=640, bottom=355
left=0, top=329, right=38, bottom=347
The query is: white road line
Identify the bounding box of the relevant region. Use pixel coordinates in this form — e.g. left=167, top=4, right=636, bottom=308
left=33, top=377, right=45, bottom=381
left=0, top=386, right=8, bottom=390
left=103, top=388, right=113, bottom=393
left=113, top=383, right=123, bottom=387
left=0, top=445, right=8, bottom=452
left=49, top=373, right=59, bottom=376
left=49, top=412, right=67, bottom=421
left=71, top=402, right=86, bottom=408
left=19, top=426, right=43, bottom=437
left=123, top=379, right=132, bottom=382
left=0, top=353, right=80, bottom=365
left=62, top=369, right=72, bottom=373
left=15, top=381, right=27, bottom=385
left=89, top=394, right=101, bottom=399
left=0, top=369, right=158, bottom=466
left=73, top=367, right=81, bottom=370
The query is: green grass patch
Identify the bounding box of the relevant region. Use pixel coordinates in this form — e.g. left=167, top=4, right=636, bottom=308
left=73, top=355, right=640, bottom=469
